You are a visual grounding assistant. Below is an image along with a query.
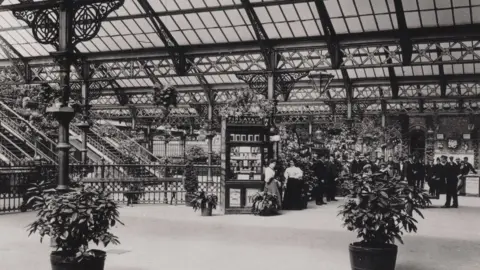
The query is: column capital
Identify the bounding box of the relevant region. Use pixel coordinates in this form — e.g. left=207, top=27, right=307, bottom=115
left=47, top=105, right=75, bottom=124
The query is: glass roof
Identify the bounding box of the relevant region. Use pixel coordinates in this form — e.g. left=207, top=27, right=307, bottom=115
left=0, top=0, right=479, bottom=117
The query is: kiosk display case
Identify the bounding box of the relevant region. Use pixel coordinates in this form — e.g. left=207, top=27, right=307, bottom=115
left=220, top=116, right=273, bottom=214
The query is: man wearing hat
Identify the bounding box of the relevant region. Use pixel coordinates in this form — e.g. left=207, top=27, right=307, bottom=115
left=442, top=155, right=459, bottom=208
left=351, top=153, right=360, bottom=174
left=405, top=156, right=415, bottom=186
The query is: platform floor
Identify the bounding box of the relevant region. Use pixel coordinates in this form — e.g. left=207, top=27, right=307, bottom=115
left=1, top=195, right=480, bottom=270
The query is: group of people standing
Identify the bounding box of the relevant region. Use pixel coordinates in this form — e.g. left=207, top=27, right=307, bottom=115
left=353, top=154, right=477, bottom=208
left=263, top=153, right=477, bottom=211
left=263, top=156, right=344, bottom=211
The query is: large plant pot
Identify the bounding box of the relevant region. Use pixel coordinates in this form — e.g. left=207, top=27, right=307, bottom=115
left=201, top=205, right=213, bottom=216
left=185, top=192, right=195, bottom=207
left=51, top=250, right=106, bottom=270
left=349, top=243, right=397, bottom=270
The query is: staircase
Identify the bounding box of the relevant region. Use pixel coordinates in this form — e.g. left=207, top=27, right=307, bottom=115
left=92, top=120, right=161, bottom=164
left=0, top=101, right=79, bottom=165
left=0, top=125, right=34, bottom=160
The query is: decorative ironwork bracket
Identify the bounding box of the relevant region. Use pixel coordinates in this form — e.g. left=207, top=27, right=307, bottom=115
left=11, top=0, right=124, bottom=47
left=236, top=72, right=308, bottom=101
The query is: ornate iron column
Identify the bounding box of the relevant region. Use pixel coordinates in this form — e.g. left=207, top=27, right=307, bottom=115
left=77, top=60, right=91, bottom=165
left=8, top=0, right=124, bottom=190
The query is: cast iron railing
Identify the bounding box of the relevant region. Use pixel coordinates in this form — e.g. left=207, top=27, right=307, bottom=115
left=0, top=101, right=80, bottom=164
left=91, top=120, right=162, bottom=164
left=0, top=163, right=222, bottom=213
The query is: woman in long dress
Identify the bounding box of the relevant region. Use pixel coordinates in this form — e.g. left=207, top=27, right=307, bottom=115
left=283, top=159, right=304, bottom=210
left=264, top=159, right=282, bottom=209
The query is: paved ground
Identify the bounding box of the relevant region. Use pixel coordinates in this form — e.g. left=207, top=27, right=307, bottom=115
left=1, top=195, right=480, bottom=270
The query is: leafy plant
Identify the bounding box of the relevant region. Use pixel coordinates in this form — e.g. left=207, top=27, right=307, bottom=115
left=26, top=185, right=124, bottom=262
left=183, top=161, right=198, bottom=193
left=191, top=191, right=218, bottom=211
left=153, top=83, right=178, bottom=108
left=251, top=191, right=280, bottom=216
left=186, top=146, right=208, bottom=163
left=338, top=173, right=431, bottom=247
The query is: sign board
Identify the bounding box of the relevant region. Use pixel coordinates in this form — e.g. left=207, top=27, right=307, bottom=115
left=229, top=188, right=241, bottom=207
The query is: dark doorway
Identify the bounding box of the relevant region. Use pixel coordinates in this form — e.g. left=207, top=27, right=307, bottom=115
left=410, top=130, right=426, bottom=159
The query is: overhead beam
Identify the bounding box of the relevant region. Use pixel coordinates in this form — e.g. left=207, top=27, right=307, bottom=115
left=436, top=47, right=447, bottom=97
left=0, top=35, right=28, bottom=83
left=137, top=0, right=190, bottom=75
left=386, top=51, right=399, bottom=98
left=393, top=0, right=412, bottom=65
left=94, top=74, right=480, bottom=96
left=240, top=0, right=278, bottom=71
left=314, top=0, right=343, bottom=69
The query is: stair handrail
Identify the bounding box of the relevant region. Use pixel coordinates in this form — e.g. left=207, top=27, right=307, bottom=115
left=0, top=111, right=57, bottom=164
left=91, top=121, right=162, bottom=164
left=0, top=101, right=80, bottom=164
left=0, top=142, right=22, bottom=165
left=70, top=125, right=125, bottom=165
left=0, top=131, right=33, bottom=160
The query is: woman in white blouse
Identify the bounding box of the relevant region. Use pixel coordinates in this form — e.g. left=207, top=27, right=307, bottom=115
left=264, top=159, right=282, bottom=209
left=283, top=159, right=304, bottom=210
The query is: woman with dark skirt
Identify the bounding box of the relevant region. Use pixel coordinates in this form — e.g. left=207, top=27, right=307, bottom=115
left=283, top=159, right=304, bottom=210
left=264, top=159, right=282, bottom=209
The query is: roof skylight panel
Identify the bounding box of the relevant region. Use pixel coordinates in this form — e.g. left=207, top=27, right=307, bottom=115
left=276, top=22, right=293, bottom=38
left=90, top=38, right=109, bottom=51
left=183, top=30, right=202, bottom=44
left=101, top=37, right=121, bottom=51
left=170, top=31, right=189, bottom=45
left=112, top=36, right=131, bottom=50
left=209, top=28, right=228, bottom=43
left=185, top=13, right=206, bottom=29
left=162, top=0, right=181, bottom=11
left=123, top=0, right=143, bottom=14
left=174, top=0, right=194, bottom=10
left=222, top=27, right=241, bottom=42
left=331, top=18, right=348, bottom=33
left=338, top=0, right=358, bottom=16
left=211, top=10, right=233, bottom=27
left=453, top=7, right=471, bottom=24
left=437, top=9, right=454, bottom=26
left=12, top=45, right=29, bottom=57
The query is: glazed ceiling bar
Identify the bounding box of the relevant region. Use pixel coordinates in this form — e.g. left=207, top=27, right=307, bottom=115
left=0, top=0, right=480, bottom=207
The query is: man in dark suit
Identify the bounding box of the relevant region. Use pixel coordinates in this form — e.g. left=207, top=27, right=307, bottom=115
left=425, top=160, right=434, bottom=196
left=459, top=157, right=477, bottom=196
left=398, top=157, right=406, bottom=180
left=406, top=156, right=415, bottom=186
left=443, top=156, right=460, bottom=208
left=351, top=154, right=360, bottom=175
left=325, top=155, right=339, bottom=202
left=413, top=158, right=425, bottom=190
left=313, top=155, right=327, bottom=205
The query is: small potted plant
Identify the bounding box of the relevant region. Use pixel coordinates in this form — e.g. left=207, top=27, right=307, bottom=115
left=183, top=161, right=198, bottom=206
left=339, top=173, right=431, bottom=270
left=251, top=191, right=280, bottom=216
left=191, top=191, right=217, bottom=216
left=26, top=184, right=123, bottom=270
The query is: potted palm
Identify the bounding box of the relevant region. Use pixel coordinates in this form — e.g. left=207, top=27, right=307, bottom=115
left=183, top=161, right=198, bottom=206
left=191, top=191, right=218, bottom=216
left=339, top=173, right=431, bottom=270
left=251, top=191, right=280, bottom=216
left=26, top=184, right=123, bottom=270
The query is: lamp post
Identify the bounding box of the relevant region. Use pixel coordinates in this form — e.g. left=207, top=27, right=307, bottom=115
left=6, top=0, right=124, bottom=191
